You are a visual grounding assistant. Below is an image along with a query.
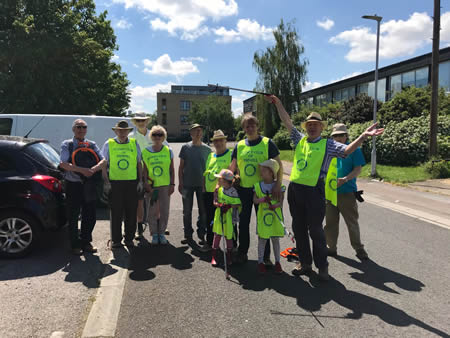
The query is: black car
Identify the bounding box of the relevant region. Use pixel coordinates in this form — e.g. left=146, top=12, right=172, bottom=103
left=0, top=136, right=66, bottom=258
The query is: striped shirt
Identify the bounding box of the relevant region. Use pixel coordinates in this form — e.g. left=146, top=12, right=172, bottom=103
left=290, top=127, right=347, bottom=179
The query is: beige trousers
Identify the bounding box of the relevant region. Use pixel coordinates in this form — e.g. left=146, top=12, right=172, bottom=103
left=324, top=192, right=364, bottom=252
left=146, top=185, right=170, bottom=235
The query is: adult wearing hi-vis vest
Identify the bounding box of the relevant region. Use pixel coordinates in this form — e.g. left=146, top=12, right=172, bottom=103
left=101, top=120, right=143, bottom=249
left=266, top=95, right=384, bottom=281
left=229, top=114, right=283, bottom=265
left=200, top=130, right=232, bottom=252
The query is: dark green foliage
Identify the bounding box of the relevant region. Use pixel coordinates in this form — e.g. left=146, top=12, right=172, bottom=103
left=341, top=94, right=381, bottom=124
left=188, top=96, right=234, bottom=140
left=253, top=19, right=308, bottom=137
left=0, top=0, right=130, bottom=116
left=293, top=102, right=343, bottom=129
left=235, top=130, right=245, bottom=141
left=424, top=158, right=450, bottom=179
left=272, top=126, right=293, bottom=150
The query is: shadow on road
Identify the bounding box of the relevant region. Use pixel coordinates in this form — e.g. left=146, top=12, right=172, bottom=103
left=228, top=260, right=448, bottom=337
left=334, top=255, right=425, bottom=294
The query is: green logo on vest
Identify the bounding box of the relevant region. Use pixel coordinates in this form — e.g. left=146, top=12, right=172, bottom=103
left=153, top=166, right=163, bottom=177
left=263, top=212, right=274, bottom=226
left=117, top=159, right=129, bottom=170
left=207, top=172, right=216, bottom=182
left=244, top=164, right=256, bottom=176
left=296, top=158, right=307, bottom=171
left=329, top=178, right=337, bottom=191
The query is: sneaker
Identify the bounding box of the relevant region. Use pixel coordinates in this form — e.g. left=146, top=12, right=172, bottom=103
left=274, top=262, right=283, bottom=274
left=327, top=248, right=338, bottom=257
left=356, top=249, right=369, bottom=260
left=199, top=243, right=212, bottom=253
left=151, top=234, right=159, bottom=245
left=198, top=235, right=206, bottom=245
left=180, top=237, right=193, bottom=245
left=257, top=263, right=267, bottom=274
left=235, top=253, right=248, bottom=264
left=292, top=263, right=312, bottom=276
left=71, top=248, right=83, bottom=255
left=83, top=243, right=98, bottom=253
left=263, top=258, right=274, bottom=267
left=159, top=234, right=168, bottom=245
left=318, top=266, right=330, bottom=281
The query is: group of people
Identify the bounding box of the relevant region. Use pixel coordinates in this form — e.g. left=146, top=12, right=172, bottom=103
left=61, top=97, right=384, bottom=281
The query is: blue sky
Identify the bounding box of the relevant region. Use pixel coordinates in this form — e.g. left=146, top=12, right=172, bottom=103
left=96, top=0, right=450, bottom=116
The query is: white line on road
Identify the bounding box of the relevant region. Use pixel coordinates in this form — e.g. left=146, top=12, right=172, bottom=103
left=81, top=248, right=129, bottom=338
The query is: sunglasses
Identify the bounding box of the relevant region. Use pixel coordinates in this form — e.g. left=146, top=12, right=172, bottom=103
left=152, top=133, right=164, bottom=137
left=75, top=125, right=87, bottom=129
left=135, top=120, right=147, bottom=123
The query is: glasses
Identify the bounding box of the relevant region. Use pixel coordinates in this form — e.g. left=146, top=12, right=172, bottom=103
left=135, top=120, right=146, bottom=123
left=75, top=125, right=87, bottom=129
left=152, top=133, right=164, bottom=137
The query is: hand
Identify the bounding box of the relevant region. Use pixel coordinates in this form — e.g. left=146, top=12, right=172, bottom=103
left=214, top=202, right=223, bottom=208
left=337, top=178, right=347, bottom=188
left=264, top=95, right=279, bottom=105
left=168, top=185, right=174, bottom=196
left=263, top=196, right=272, bottom=204
left=221, top=204, right=231, bottom=213
left=271, top=183, right=282, bottom=202
left=137, top=181, right=144, bottom=195
left=268, top=204, right=277, bottom=211
left=178, top=183, right=183, bottom=194
left=364, top=122, right=384, bottom=138
left=104, top=180, right=111, bottom=193
left=79, top=167, right=94, bottom=177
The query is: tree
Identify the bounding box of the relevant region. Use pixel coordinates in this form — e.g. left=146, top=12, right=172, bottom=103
left=0, top=0, right=130, bottom=116
left=340, top=94, right=382, bottom=124
left=253, top=19, right=308, bottom=137
left=188, top=96, right=234, bottom=139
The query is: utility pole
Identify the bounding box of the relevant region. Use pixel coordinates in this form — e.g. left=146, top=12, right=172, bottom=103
left=430, top=0, right=440, bottom=157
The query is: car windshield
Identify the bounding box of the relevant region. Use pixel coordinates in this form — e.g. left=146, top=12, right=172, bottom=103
left=24, top=142, right=60, bottom=169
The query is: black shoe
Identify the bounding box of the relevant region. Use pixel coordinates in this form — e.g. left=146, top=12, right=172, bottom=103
left=235, top=253, right=248, bottom=264
left=181, top=237, right=193, bottom=245
left=292, top=263, right=312, bottom=276
left=356, top=249, right=369, bottom=260
left=318, top=266, right=330, bottom=281
left=198, top=234, right=206, bottom=245
left=327, top=248, right=338, bottom=257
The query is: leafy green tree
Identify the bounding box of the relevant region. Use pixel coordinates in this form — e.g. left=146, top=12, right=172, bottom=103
left=253, top=19, right=308, bottom=137
left=340, top=94, right=382, bottom=124
left=0, top=0, right=130, bottom=116
left=188, top=96, right=234, bottom=139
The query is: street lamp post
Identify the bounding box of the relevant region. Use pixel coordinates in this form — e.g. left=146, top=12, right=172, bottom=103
left=362, top=14, right=382, bottom=177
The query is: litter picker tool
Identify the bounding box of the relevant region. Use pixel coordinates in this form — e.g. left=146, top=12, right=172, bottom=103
left=220, top=206, right=230, bottom=280
left=265, top=193, right=295, bottom=243
left=208, top=84, right=272, bottom=96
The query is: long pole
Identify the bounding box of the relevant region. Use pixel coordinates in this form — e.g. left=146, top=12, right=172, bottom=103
left=430, top=0, right=440, bottom=157
left=371, top=19, right=381, bottom=177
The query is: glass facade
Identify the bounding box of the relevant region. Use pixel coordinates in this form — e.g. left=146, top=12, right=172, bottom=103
left=390, top=74, right=402, bottom=97
left=439, top=61, right=450, bottom=92
left=415, top=67, right=429, bottom=88
left=180, top=100, right=191, bottom=111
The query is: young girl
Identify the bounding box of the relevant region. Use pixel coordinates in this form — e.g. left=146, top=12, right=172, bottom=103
left=211, top=169, right=241, bottom=267
left=253, top=159, right=286, bottom=274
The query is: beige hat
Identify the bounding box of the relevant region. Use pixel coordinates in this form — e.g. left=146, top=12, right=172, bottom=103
left=214, top=169, right=235, bottom=181
left=211, top=129, right=227, bottom=141
left=331, top=123, right=348, bottom=136
left=112, top=120, right=133, bottom=131
left=259, top=159, right=279, bottom=178
left=301, top=112, right=328, bottom=130
left=131, top=112, right=150, bottom=124
left=190, top=123, right=204, bottom=130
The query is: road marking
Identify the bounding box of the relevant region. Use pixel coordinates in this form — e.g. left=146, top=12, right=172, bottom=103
left=81, top=249, right=129, bottom=338
left=50, top=332, right=65, bottom=338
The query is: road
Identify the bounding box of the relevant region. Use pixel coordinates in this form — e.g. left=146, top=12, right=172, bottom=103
left=0, top=142, right=449, bottom=337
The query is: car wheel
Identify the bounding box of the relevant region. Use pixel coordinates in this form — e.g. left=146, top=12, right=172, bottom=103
left=0, top=211, right=40, bottom=258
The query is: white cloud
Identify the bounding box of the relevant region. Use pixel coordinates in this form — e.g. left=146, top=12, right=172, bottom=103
left=129, top=82, right=175, bottom=113
left=232, top=92, right=252, bottom=117
left=111, top=54, right=120, bottom=61
left=181, top=56, right=208, bottom=63
left=317, top=18, right=334, bottom=31
left=329, top=12, right=439, bottom=62
left=142, top=54, right=200, bottom=78
left=112, top=0, right=237, bottom=40
left=133, top=63, right=139, bottom=68
left=114, top=18, right=132, bottom=29
left=214, top=19, right=274, bottom=43
left=303, top=81, right=322, bottom=91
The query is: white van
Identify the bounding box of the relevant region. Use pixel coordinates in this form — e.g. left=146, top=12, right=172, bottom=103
left=0, top=114, right=132, bottom=150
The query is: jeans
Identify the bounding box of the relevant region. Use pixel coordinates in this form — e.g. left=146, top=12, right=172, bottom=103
left=287, top=180, right=328, bottom=269
left=182, top=186, right=206, bottom=239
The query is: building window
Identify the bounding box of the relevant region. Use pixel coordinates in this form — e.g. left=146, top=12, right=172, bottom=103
left=390, top=74, right=402, bottom=98
left=180, top=115, right=189, bottom=125
left=415, top=67, right=429, bottom=88
left=439, top=61, right=450, bottom=92
left=357, top=83, right=369, bottom=95
left=180, top=100, right=191, bottom=111
left=162, top=98, right=167, bottom=111
left=402, top=71, right=415, bottom=89
left=162, top=113, right=167, bottom=125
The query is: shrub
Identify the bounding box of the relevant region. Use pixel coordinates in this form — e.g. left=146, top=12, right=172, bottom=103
left=235, top=130, right=246, bottom=141
left=272, top=127, right=293, bottom=150
left=341, top=94, right=381, bottom=124
left=424, top=158, right=450, bottom=178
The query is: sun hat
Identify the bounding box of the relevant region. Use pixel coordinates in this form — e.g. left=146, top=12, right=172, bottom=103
left=259, top=159, right=280, bottom=178
left=330, top=123, right=348, bottom=136
left=211, top=130, right=227, bottom=141
left=301, top=112, right=328, bottom=130
left=214, top=169, right=235, bottom=181
left=189, top=123, right=204, bottom=130
left=131, top=112, right=150, bottom=124
left=112, top=120, right=133, bottom=131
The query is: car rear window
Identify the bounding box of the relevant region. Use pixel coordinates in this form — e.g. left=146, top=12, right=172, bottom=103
left=0, top=118, right=13, bottom=135
left=24, top=142, right=60, bottom=169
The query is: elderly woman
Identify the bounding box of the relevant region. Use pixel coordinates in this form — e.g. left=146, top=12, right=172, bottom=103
left=142, top=125, right=175, bottom=245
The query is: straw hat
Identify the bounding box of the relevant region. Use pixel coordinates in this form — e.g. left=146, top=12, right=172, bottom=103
left=301, top=112, right=328, bottom=130
left=190, top=123, right=204, bottom=130
left=214, top=169, right=235, bottom=181
left=331, top=123, right=348, bottom=136
left=211, top=129, right=227, bottom=141
left=112, top=120, right=133, bottom=131
left=259, top=159, right=280, bottom=178
left=131, top=112, right=150, bottom=125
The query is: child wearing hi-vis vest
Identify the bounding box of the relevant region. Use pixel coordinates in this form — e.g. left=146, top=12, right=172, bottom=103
left=253, top=159, right=286, bottom=274
left=211, top=169, right=241, bottom=267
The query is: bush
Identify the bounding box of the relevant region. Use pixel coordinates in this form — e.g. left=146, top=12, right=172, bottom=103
left=235, top=130, right=246, bottom=142
left=272, top=127, right=293, bottom=150
left=424, top=159, right=450, bottom=178
left=341, top=94, right=381, bottom=124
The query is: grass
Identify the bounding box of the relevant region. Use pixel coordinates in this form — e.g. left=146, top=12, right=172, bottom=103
left=279, top=150, right=432, bottom=184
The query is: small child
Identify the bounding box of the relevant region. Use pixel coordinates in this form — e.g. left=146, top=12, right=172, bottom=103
left=253, top=159, right=286, bottom=274
left=211, top=169, right=241, bottom=267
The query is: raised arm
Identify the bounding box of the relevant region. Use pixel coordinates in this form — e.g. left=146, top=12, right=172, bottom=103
left=265, top=95, right=294, bottom=133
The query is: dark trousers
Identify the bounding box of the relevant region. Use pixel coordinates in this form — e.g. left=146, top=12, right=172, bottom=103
left=66, top=181, right=97, bottom=249
left=204, top=192, right=215, bottom=245
left=237, top=187, right=270, bottom=259
left=110, top=180, right=138, bottom=244
left=182, top=186, right=206, bottom=239
left=287, top=180, right=328, bottom=269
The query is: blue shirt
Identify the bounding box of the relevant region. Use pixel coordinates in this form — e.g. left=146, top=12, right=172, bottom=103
left=337, top=145, right=366, bottom=194
left=60, top=138, right=103, bottom=183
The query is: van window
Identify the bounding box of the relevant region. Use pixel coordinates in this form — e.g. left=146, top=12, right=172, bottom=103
left=0, top=118, right=13, bottom=135
left=24, top=142, right=60, bottom=169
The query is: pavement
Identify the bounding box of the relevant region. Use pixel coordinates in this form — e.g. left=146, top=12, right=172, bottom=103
left=0, top=145, right=449, bottom=338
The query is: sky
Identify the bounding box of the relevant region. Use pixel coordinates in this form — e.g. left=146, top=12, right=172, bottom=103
left=95, top=0, right=450, bottom=116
